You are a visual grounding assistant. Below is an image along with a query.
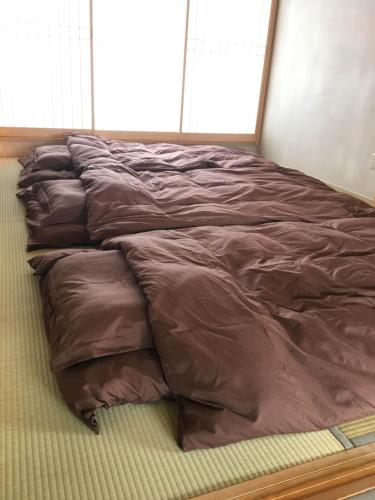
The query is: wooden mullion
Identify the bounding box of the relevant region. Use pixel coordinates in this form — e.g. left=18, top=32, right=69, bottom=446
left=254, top=0, right=279, bottom=148
left=179, top=0, right=191, bottom=134
left=89, top=0, right=95, bottom=132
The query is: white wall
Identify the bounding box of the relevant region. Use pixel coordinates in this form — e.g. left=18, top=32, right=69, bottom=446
left=261, top=0, right=375, bottom=199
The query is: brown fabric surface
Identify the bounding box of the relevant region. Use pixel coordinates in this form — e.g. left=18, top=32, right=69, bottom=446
left=25, top=223, right=90, bottom=251
left=19, top=145, right=73, bottom=171
left=18, top=180, right=86, bottom=225
left=66, top=134, right=244, bottom=174
left=29, top=250, right=153, bottom=372
left=117, top=219, right=375, bottom=449
left=17, top=180, right=90, bottom=250
left=18, top=145, right=76, bottom=189
left=65, top=135, right=373, bottom=242
left=29, top=249, right=168, bottom=433
left=18, top=166, right=77, bottom=188
left=31, top=217, right=375, bottom=449
left=55, top=349, right=170, bottom=433
left=29, top=135, right=375, bottom=450
left=30, top=248, right=97, bottom=277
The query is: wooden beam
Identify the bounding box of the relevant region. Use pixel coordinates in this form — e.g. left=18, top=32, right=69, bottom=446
left=89, top=0, right=96, bottom=131
left=255, top=0, right=279, bottom=148
left=0, top=127, right=255, bottom=156
left=179, top=0, right=190, bottom=134
left=0, top=127, right=92, bottom=139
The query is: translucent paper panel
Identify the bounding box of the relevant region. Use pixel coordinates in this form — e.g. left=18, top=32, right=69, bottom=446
left=0, top=0, right=91, bottom=128
left=182, top=0, right=272, bottom=134
left=93, top=0, right=186, bottom=132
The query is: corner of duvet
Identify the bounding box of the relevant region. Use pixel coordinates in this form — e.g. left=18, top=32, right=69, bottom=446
left=80, top=410, right=100, bottom=435
left=27, top=255, right=40, bottom=272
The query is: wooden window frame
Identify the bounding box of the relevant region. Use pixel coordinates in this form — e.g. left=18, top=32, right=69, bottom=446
left=0, top=0, right=278, bottom=155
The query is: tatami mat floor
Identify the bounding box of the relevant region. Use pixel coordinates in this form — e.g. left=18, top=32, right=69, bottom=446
left=1, top=158, right=369, bottom=500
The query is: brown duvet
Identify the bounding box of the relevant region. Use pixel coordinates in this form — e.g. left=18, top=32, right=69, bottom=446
left=30, top=135, right=375, bottom=450
left=67, top=135, right=373, bottom=241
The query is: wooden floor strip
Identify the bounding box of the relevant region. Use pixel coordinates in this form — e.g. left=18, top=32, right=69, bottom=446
left=196, top=443, right=375, bottom=499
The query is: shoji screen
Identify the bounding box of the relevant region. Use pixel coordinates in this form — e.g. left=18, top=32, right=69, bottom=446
left=182, top=0, right=272, bottom=134
left=0, top=0, right=91, bottom=128
left=0, top=0, right=275, bottom=137
left=93, top=0, right=186, bottom=132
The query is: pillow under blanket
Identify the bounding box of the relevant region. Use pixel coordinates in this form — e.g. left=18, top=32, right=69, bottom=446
left=19, top=145, right=73, bottom=171
left=17, top=179, right=90, bottom=250
left=29, top=250, right=153, bottom=371
left=29, top=249, right=169, bottom=433
left=18, top=145, right=76, bottom=188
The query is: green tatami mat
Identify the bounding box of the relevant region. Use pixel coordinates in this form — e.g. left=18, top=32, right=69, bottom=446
left=0, top=158, right=346, bottom=500
left=338, top=415, right=375, bottom=448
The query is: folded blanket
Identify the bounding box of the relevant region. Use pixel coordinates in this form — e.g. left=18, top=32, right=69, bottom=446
left=18, top=145, right=76, bottom=188
left=30, top=250, right=152, bottom=371
left=17, top=180, right=90, bottom=250
left=19, top=145, right=73, bottom=171
left=30, top=249, right=169, bottom=433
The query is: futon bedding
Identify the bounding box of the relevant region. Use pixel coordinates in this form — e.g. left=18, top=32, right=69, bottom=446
left=30, top=249, right=170, bottom=430
left=17, top=180, right=90, bottom=249
left=29, top=134, right=375, bottom=450
left=31, top=223, right=375, bottom=450
left=18, top=135, right=373, bottom=248
left=30, top=217, right=375, bottom=450
left=67, top=135, right=373, bottom=242
left=19, top=145, right=73, bottom=171
left=18, top=145, right=77, bottom=188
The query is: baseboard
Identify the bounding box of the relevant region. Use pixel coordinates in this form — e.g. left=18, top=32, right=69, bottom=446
left=328, top=182, right=375, bottom=207
left=274, top=161, right=375, bottom=207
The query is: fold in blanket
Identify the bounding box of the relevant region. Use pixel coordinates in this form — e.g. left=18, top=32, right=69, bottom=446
left=18, top=166, right=77, bottom=189
left=55, top=349, right=170, bottom=433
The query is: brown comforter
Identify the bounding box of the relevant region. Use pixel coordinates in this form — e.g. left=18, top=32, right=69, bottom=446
left=66, top=135, right=373, bottom=241
left=30, top=135, right=375, bottom=450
